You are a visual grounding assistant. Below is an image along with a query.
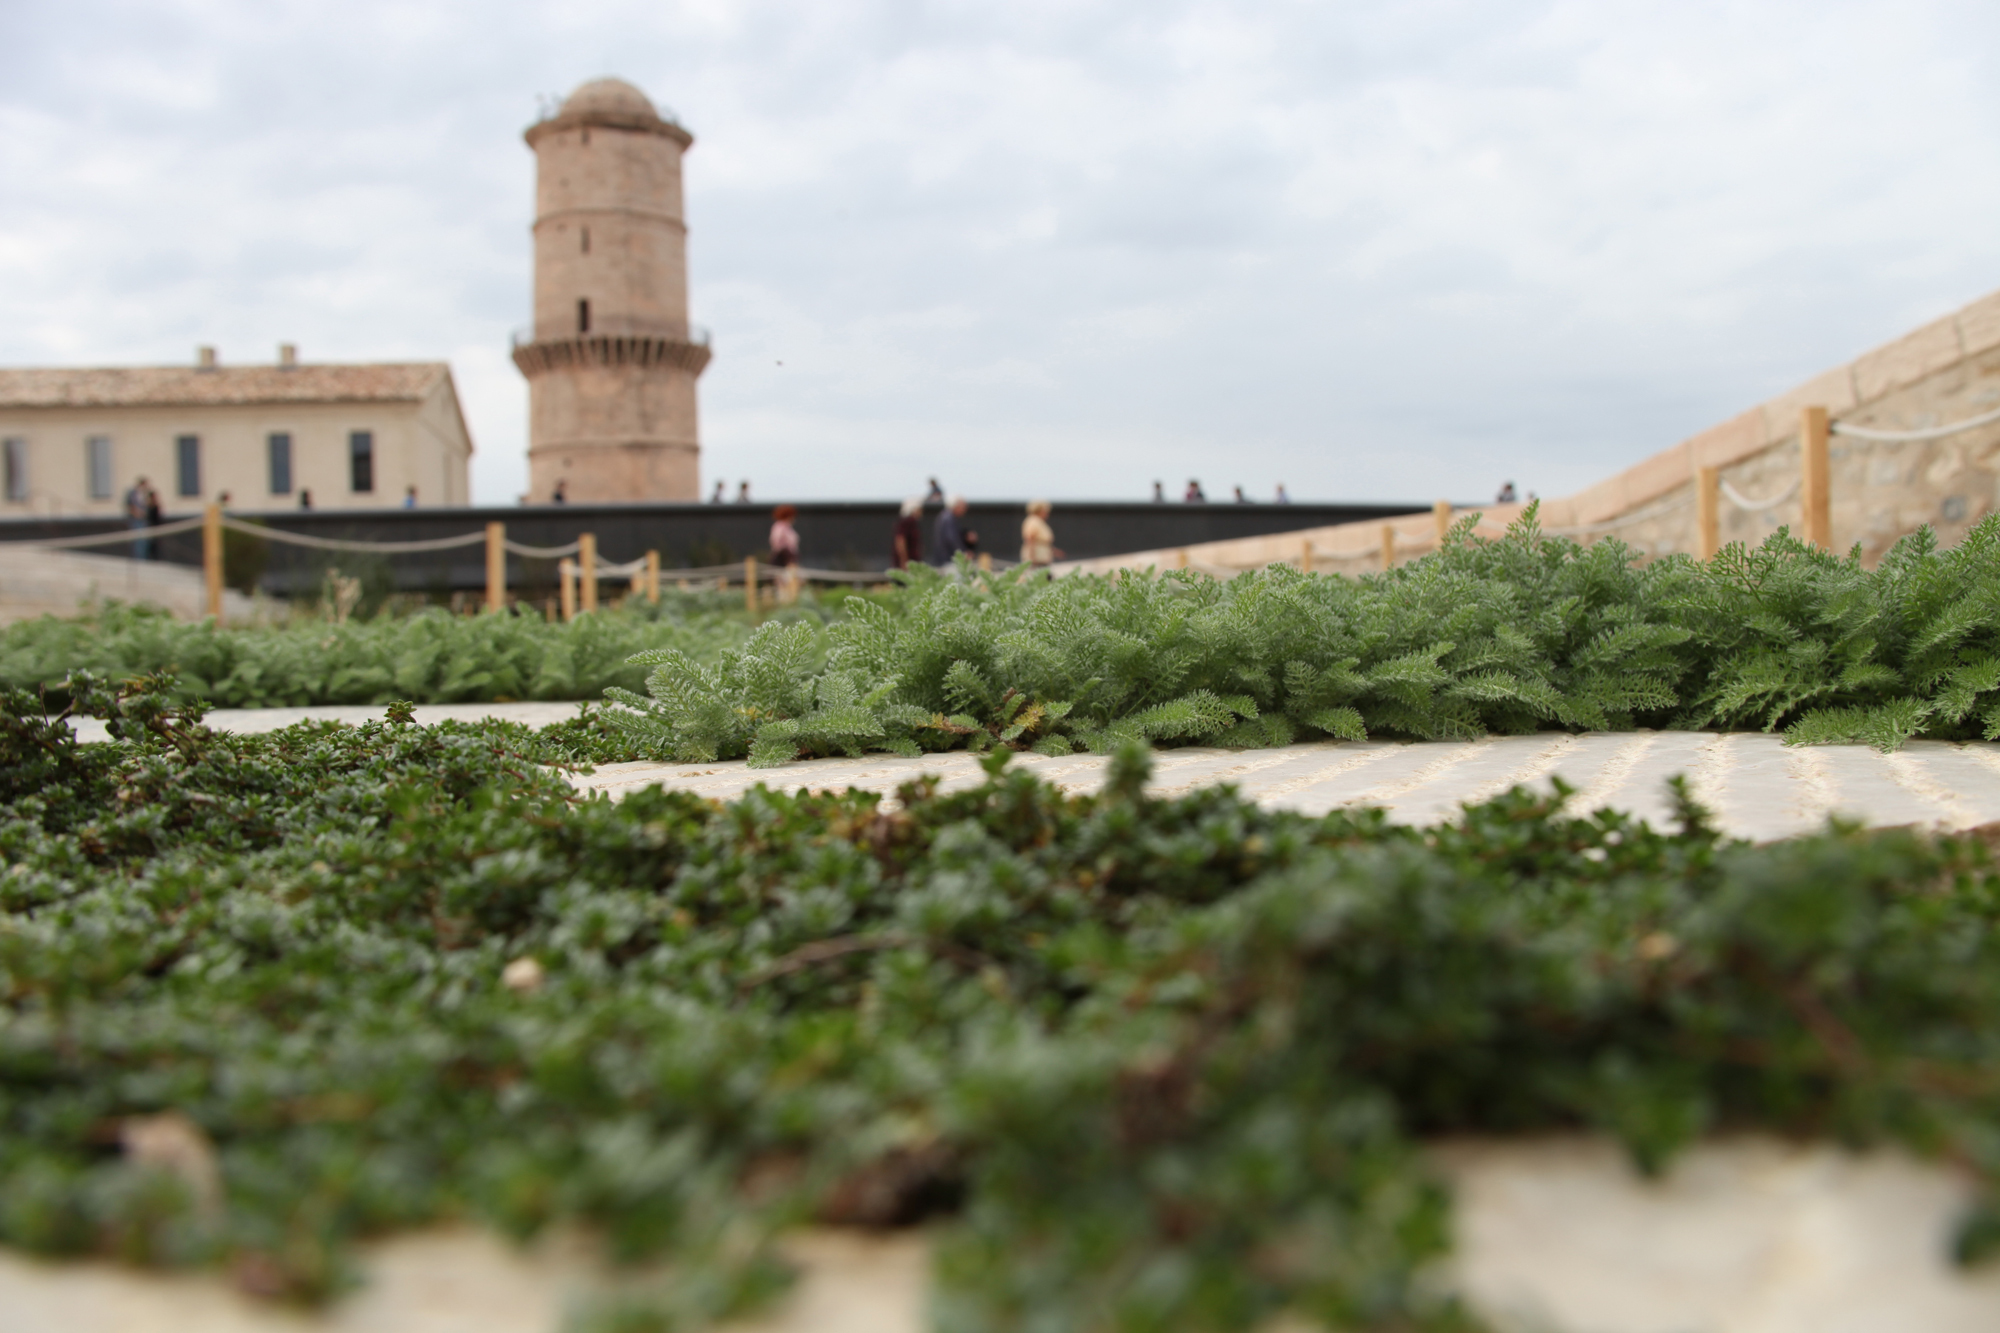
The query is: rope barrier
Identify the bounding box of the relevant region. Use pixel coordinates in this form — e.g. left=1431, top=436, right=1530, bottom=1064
left=18, top=516, right=207, bottom=549
left=656, top=561, right=762, bottom=580
left=503, top=538, right=583, bottom=558
left=579, top=560, right=894, bottom=586
left=1719, top=478, right=1800, bottom=512
left=1832, top=405, right=2000, bottom=442
left=219, top=517, right=488, bottom=553
left=795, top=567, right=891, bottom=583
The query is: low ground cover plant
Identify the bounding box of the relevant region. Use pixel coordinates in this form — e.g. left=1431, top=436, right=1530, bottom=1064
left=5, top=676, right=2000, bottom=1329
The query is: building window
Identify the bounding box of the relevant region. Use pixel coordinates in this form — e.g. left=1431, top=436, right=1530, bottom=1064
left=581, top=226, right=590, bottom=254
left=86, top=435, right=113, bottom=500
left=2, top=438, right=26, bottom=502
left=268, top=432, right=293, bottom=495
left=349, top=430, right=374, bottom=493
left=578, top=298, right=590, bottom=334
left=175, top=435, right=201, bottom=497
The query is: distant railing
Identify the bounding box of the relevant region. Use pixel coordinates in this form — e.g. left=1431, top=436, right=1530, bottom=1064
left=509, top=324, right=711, bottom=349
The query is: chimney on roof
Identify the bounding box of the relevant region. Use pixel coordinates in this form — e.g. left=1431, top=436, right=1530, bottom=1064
left=278, top=343, right=298, bottom=369
left=196, top=346, right=218, bottom=371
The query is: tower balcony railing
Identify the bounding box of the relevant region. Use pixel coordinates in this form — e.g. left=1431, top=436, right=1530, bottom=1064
left=510, top=323, right=711, bottom=350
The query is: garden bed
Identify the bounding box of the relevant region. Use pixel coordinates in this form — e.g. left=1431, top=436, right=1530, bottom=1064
left=7, top=674, right=2000, bottom=1329
left=15, top=513, right=2000, bottom=762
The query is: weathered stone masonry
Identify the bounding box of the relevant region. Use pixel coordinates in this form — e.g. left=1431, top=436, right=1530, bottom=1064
left=514, top=78, right=710, bottom=503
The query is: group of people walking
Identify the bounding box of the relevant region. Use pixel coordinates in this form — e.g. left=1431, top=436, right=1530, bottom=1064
left=885, top=490, right=1060, bottom=571
left=760, top=488, right=1064, bottom=591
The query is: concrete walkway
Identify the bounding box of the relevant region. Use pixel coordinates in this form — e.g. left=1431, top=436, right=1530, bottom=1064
left=574, top=730, right=2000, bottom=843
left=5, top=1140, right=1999, bottom=1332
left=68, top=701, right=2000, bottom=842
left=67, top=700, right=589, bottom=744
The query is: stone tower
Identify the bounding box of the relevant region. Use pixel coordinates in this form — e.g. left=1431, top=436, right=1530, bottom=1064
left=513, top=77, right=709, bottom=502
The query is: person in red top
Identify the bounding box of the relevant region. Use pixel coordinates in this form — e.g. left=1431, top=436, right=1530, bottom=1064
left=769, top=504, right=801, bottom=603
left=891, top=498, right=924, bottom=569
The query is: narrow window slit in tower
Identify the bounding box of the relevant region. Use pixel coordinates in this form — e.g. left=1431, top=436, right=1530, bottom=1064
left=581, top=227, right=590, bottom=254
left=578, top=299, right=591, bottom=334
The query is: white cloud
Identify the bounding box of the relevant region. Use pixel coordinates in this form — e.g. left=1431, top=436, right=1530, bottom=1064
left=1, top=0, right=1996, bottom=505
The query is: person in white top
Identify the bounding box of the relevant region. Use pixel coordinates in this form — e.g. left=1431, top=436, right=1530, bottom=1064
left=1020, top=499, right=1061, bottom=569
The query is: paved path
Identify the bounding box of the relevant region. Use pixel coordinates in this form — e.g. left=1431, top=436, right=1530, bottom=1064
left=68, top=702, right=2000, bottom=841
left=67, top=700, right=588, bottom=744
left=573, top=731, right=2000, bottom=843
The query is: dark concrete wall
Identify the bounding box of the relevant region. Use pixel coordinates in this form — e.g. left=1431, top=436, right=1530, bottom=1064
left=0, top=499, right=1427, bottom=596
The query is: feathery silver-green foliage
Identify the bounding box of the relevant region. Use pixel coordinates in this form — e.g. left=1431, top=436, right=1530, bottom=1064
left=603, top=620, right=933, bottom=765
left=606, top=507, right=2000, bottom=764
left=0, top=598, right=766, bottom=707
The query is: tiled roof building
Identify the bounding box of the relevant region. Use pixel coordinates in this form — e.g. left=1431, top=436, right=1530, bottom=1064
left=0, top=347, right=474, bottom=516
left=0, top=362, right=452, bottom=410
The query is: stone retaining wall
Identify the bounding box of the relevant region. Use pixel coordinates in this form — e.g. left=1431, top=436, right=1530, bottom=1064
left=1065, top=286, right=2000, bottom=575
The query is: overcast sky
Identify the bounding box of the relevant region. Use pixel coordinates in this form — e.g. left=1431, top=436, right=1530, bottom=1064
left=3, top=0, right=1997, bottom=506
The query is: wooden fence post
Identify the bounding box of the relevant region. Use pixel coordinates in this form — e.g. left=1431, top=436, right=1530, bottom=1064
left=1381, top=524, right=1395, bottom=572
left=202, top=502, right=224, bottom=622
left=578, top=533, right=598, bottom=613
left=744, top=556, right=758, bottom=619
left=1433, top=500, right=1452, bottom=549
left=1695, top=467, right=1720, bottom=561
left=1175, top=548, right=1189, bottom=571
left=977, top=552, right=993, bottom=573
left=485, top=522, right=506, bottom=612
left=645, top=549, right=660, bottom=601
left=1800, top=406, right=1832, bottom=550
left=1300, top=540, right=1314, bottom=573
left=558, top=560, right=577, bottom=622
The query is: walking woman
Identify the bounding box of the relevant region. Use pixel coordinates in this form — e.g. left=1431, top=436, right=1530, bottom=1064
left=891, top=497, right=923, bottom=569
left=769, top=504, right=801, bottom=603
left=1020, top=499, right=1061, bottom=570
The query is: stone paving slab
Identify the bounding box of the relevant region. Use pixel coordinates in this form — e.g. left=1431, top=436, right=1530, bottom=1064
left=7, top=1140, right=1998, bottom=1332
left=67, top=701, right=588, bottom=744
left=571, top=731, right=2000, bottom=843
left=60, top=698, right=2000, bottom=842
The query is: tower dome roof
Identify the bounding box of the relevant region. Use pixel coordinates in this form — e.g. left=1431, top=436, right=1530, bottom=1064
left=562, top=78, right=656, bottom=118
left=525, top=74, right=690, bottom=149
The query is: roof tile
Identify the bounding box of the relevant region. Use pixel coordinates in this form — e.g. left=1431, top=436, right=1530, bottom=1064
left=0, top=363, right=450, bottom=410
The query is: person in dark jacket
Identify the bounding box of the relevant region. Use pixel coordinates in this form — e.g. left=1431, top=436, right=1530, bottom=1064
left=143, top=483, right=163, bottom=559
left=125, top=477, right=155, bottom=560
left=892, top=497, right=924, bottom=569
left=933, top=495, right=977, bottom=565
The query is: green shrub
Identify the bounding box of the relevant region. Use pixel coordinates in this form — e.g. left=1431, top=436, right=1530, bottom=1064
left=615, top=510, right=2000, bottom=763
left=16, top=510, right=2000, bottom=758
left=0, top=598, right=768, bottom=709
